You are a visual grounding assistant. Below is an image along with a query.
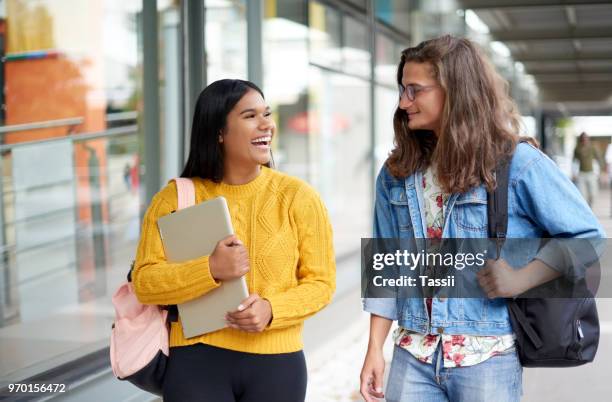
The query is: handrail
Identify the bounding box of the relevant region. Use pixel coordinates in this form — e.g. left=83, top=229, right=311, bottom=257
left=106, top=111, right=138, bottom=122
left=0, top=117, right=84, bottom=134
left=0, top=125, right=138, bottom=152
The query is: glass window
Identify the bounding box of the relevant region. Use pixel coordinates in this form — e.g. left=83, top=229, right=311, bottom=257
left=345, top=0, right=367, bottom=10
left=375, top=32, right=398, bottom=86
left=263, top=0, right=310, bottom=181
left=160, top=3, right=184, bottom=183
left=396, top=42, right=406, bottom=57
left=309, top=1, right=342, bottom=69
left=270, top=0, right=308, bottom=25
left=0, top=0, right=152, bottom=383
left=205, top=0, right=247, bottom=82
left=265, top=2, right=373, bottom=256
left=343, top=16, right=370, bottom=77
left=411, top=0, right=465, bottom=40
left=375, top=85, right=397, bottom=173
left=374, top=0, right=410, bottom=35
left=308, top=67, right=372, bottom=256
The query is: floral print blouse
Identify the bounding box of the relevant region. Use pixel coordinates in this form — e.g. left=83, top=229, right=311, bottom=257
left=393, top=167, right=515, bottom=367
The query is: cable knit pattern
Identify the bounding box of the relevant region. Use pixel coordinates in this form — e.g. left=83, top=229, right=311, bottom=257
left=132, top=167, right=336, bottom=354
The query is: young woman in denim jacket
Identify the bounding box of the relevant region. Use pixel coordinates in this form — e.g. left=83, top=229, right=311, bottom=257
left=359, top=36, right=605, bottom=402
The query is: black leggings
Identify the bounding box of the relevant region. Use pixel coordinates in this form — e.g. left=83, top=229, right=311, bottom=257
left=162, top=343, right=307, bottom=402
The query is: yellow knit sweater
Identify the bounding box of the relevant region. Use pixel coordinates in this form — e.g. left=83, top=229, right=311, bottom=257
left=132, top=167, right=336, bottom=354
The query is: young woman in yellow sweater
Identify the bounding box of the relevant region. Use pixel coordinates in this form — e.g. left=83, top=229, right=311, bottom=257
left=132, top=79, right=336, bottom=401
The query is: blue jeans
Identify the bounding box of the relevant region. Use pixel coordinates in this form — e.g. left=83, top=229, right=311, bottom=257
left=386, top=343, right=522, bottom=402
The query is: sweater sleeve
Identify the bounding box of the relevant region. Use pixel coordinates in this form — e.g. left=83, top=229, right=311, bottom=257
left=132, top=187, right=221, bottom=305
left=265, top=185, right=336, bottom=329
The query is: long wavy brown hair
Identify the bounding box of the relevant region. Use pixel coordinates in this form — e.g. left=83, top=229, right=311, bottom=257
left=387, top=35, right=536, bottom=193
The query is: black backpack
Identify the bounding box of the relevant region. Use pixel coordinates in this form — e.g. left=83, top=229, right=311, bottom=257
left=487, top=145, right=600, bottom=367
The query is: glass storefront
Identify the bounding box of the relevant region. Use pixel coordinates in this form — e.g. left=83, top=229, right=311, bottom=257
left=374, top=0, right=410, bottom=35
left=205, top=0, right=247, bottom=82
left=308, top=68, right=371, bottom=256
left=262, top=0, right=402, bottom=257
left=0, top=0, right=154, bottom=384
left=375, top=31, right=402, bottom=172
left=0, top=0, right=411, bottom=390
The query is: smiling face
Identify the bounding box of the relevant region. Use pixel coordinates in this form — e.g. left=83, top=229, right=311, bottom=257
left=399, top=62, right=445, bottom=135
left=221, top=89, right=275, bottom=169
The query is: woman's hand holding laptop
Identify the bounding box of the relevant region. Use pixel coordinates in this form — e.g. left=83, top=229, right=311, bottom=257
left=209, top=234, right=250, bottom=281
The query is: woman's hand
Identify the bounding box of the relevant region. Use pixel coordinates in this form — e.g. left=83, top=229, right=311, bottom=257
left=360, top=314, right=392, bottom=401
left=225, top=294, right=272, bottom=332
left=360, top=347, right=386, bottom=401
left=209, top=235, right=250, bottom=281
left=477, top=258, right=527, bottom=298
left=478, top=258, right=562, bottom=298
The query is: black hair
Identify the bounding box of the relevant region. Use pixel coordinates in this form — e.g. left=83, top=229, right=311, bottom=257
left=180, top=79, right=270, bottom=181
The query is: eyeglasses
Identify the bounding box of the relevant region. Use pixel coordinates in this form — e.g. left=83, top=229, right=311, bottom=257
left=398, top=84, right=438, bottom=101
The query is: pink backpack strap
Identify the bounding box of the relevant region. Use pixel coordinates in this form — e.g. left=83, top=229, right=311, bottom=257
left=172, top=178, right=196, bottom=210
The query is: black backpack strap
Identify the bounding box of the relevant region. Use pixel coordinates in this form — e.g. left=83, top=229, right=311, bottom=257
left=167, top=305, right=179, bottom=322
left=487, top=139, right=530, bottom=256
left=507, top=301, right=544, bottom=349
left=487, top=159, right=510, bottom=257
left=488, top=139, right=545, bottom=350
left=127, top=260, right=135, bottom=282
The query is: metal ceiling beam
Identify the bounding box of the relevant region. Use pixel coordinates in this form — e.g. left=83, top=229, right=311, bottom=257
left=459, top=0, right=611, bottom=10
left=539, top=84, right=612, bottom=89
left=537, top=88, right=612, bottom=98
left=540, top=106, right=612, bottom=116
left=527, top=67, right=612, bottom=75
left=516, top=53, right=612, bottom=62
left=539, top=88, right=612, bottom=102
left=490, top=27, right=612, bottom=41
left=535, top=75, right=612, bottom=83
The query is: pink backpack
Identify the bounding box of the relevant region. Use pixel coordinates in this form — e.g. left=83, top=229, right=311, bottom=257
left=110, top=178, right=195, bottom=395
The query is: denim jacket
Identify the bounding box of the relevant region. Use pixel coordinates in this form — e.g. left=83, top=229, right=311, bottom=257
left=363, top=142, right=605, bottom=336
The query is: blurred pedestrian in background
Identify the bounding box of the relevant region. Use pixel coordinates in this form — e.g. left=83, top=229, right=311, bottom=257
left=573, top=132, right=606, bottom=207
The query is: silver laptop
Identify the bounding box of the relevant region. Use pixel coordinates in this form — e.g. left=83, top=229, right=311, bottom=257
left=157, top=196, right=249, bottom=338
